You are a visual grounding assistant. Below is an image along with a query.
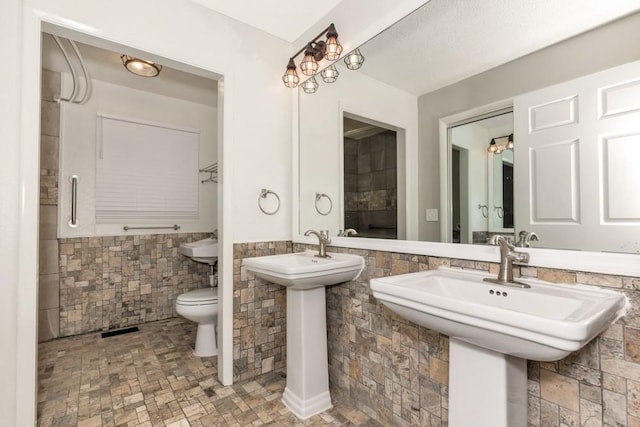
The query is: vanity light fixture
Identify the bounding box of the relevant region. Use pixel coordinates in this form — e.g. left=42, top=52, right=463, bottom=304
left=506, top=133, right=514, bottom=149
left=282, top=58, right=300, bottom=88
left=120, top=55, right=162, bottom=77
left=488, top=138, right=499, bottom=153
left=487, top=133, right=514, bottom=154
left=300, top=43, right=320, bottom=76
left=281, top=23, right=343, bottom=88
left=344, top=48, right=365, bottom=70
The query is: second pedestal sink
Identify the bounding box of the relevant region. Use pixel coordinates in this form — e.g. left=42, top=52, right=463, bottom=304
left=242, top=250, right=364, bottom=289
left=370, top=267, right=628, bottom=427
left=243, top=250, right=365, bottom=419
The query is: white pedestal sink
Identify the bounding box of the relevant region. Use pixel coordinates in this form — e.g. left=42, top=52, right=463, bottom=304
left=243, top=250, right=365, bottom=419
left=370, top=267, right=628, bottom=427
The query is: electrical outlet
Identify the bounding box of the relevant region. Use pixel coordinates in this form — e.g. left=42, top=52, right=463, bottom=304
left=426, top=209, right=439, bottom=222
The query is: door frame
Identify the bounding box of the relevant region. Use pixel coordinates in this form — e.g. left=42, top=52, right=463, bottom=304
left=438, top=99, right=513, bottom=242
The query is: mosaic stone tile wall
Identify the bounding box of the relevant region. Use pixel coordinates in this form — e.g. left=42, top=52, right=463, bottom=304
left=39, top=69, right=61, bottom=342
left=59, top=233, right=212, bottom=336
left=343, top=131, right=398, bottom=240
left=232, top=241, right=291, bottom=382
left=282, top=243, right=640, bottom=427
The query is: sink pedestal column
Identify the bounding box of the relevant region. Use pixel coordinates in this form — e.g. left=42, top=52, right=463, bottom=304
left=449, top=338, right=527, bottom=427
left=281, top=287, right=332, bottom=419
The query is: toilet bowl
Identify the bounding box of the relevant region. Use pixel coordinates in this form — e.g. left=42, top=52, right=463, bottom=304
left=176, top=287, right=219, bottom=357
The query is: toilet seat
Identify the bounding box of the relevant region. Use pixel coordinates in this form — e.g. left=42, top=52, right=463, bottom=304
left=176, top=288, right=218, bottom=306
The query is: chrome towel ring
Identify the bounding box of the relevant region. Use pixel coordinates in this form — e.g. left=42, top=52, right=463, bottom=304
left=478, top=204, right=489, bottom=218
left=258, top=189, right=280, bottom=215
left=315, top=192, right=333, bottom=216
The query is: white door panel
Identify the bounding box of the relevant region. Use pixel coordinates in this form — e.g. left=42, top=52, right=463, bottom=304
left=515, top=60, right=640, bottom=252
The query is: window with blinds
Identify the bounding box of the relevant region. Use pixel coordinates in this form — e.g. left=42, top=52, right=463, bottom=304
left=95, top=114, right=199, bottom=222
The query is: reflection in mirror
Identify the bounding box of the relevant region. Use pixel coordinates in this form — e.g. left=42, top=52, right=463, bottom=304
left=298, top=0, right=640, bottom=254
left=490, top=148, right=514, bottom=231
left=449, top=111, right=514, bottom=244
left=343, top=117, right=397, bottom=239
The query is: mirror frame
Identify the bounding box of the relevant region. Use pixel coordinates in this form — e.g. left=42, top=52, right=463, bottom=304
left=292, top=10, right=640, bottom=278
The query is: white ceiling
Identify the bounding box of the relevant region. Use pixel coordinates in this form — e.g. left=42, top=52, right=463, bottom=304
left=188, top=0, right=344, bottom=42
left=347, top=0, right=640, bottom=95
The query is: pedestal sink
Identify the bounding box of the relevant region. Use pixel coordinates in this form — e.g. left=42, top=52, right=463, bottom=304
left=243, top=250, right=365, bottom=419
left=370, top=267, right=628, bottom=427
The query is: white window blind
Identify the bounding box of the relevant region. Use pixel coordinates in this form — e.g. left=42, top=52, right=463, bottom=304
left=96, top=114, right=199, bottom=222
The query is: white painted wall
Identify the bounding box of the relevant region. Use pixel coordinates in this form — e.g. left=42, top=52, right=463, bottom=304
left=0, top=0, right=23, bottom=423
left=58, top=77, right=218, bottom=237
left=298, top=70, right=418, bottom=239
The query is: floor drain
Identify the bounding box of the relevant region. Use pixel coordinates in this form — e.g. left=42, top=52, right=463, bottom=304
left=101, top=326, right=139, bottom=338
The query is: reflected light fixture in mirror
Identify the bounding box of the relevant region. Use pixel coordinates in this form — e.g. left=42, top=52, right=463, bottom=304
left=120, top=55, right=162, bottom=77
left=321, top=64, right=339, bottom=83
left=487, top=134, right=514, bottom=154
left=301, top=76, right=319, bottom=94
left=344, top=48, right=365, bottom=70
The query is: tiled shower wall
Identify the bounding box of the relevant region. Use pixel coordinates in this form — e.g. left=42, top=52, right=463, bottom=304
left=39, top=69, right=61, bottom=341
left=236, top=241, right=640, bottom=426
left=344, top=131, right=397, bottom=239
left=59, top=233, right=211, bottom=336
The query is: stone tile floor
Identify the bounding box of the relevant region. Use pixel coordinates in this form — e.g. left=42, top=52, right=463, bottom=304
left=38, top=318, right=380, bottom=427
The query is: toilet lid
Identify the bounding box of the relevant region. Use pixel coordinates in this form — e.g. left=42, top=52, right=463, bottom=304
left=177, top=288, right=218, bottom=304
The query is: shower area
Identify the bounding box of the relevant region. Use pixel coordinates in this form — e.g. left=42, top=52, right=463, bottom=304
left=343, top=117, right=398, bottom=239
left=37, top=32, right=220, bottom=341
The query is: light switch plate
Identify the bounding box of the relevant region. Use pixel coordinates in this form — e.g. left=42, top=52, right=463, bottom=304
left=426, top=209, right=439, bottom=222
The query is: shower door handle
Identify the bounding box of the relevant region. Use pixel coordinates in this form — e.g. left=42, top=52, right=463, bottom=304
left=68, top=175, right=79, bottom=228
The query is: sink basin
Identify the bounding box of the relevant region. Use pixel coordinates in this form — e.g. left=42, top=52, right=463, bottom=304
left=179, top=237, right=218, bottom=265
left=370, top=267, right=628, bottom=361
left=243, top=250, right=365, bottom=290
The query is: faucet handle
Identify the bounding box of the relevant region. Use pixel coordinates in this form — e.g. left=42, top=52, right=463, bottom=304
left=322, top=230, right=331, bottom=243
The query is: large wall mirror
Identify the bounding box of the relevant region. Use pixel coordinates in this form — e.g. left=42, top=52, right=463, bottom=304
left=298, top=0, right=640, bottom=255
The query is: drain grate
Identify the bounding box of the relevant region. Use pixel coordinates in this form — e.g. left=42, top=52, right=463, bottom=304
left=101, top=326, right=139, bottom=338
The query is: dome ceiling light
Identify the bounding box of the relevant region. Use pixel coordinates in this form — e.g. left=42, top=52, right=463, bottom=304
left=120, top=55, right=163, bottom=77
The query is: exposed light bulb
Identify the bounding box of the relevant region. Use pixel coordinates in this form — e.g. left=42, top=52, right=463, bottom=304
left=282, top=59, right=300, bottom=88
left=324, top=24, right=343, bottom=60
left=300, top=44, right=319, bottom=76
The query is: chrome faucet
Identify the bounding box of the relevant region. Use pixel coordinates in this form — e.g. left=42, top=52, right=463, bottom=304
left=514, top=230, right=539, bottom=248
left=337, top=228, right=358, bottom=237
left=304, top=229, right=331, bottom=258
left=484, top=235, right=531, bottom=288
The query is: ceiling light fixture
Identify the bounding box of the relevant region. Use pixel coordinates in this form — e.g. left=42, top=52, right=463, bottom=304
left=487, top=134, right=514, bottom=154
left=281, top=23, right=343, bottom=89
left=120, top=55, right=162, bottom=77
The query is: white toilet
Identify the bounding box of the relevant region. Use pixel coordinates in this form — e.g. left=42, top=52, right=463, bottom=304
left=176, top=287, right=219, bottom=357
